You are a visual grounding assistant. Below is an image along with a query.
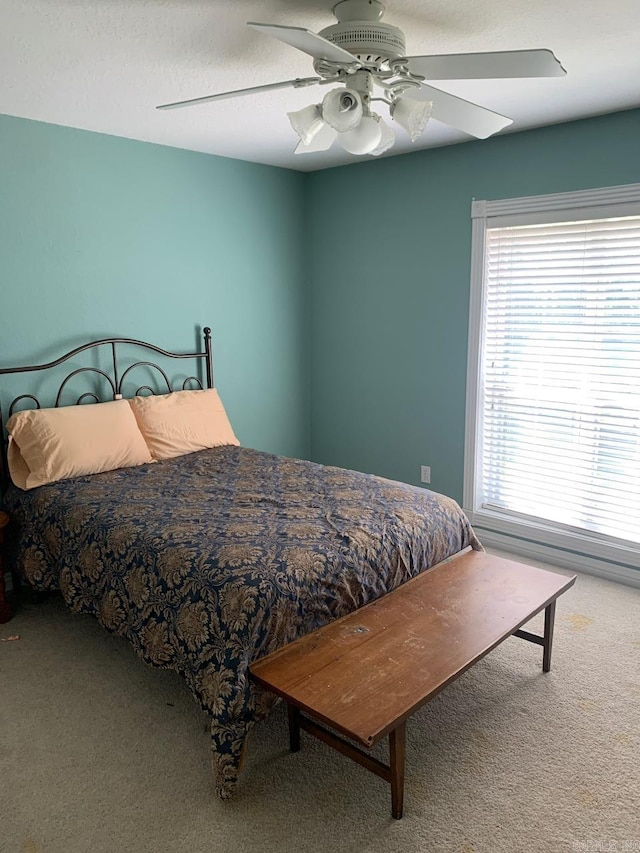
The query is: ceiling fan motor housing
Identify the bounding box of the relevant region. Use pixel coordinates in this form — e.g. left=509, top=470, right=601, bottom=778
left=323, top=0, right=405, bottom=63
left=319, top=21, right=406, bottom=63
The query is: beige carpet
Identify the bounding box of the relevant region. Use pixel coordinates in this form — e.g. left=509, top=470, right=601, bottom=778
left=1, top=550, right=639, bottom=853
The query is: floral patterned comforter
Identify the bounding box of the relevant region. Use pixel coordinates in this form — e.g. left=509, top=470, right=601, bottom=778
left=5, top=446, right=482, bottom=797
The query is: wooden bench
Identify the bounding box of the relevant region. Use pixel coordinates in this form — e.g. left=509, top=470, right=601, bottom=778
left=250, top=550, right=576, bottom=818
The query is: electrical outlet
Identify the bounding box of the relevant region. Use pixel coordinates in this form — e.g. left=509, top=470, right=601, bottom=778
left=420, top=465, right=431, bottom=484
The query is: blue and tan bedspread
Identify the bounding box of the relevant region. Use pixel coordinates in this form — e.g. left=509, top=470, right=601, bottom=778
left=5, top=446, right=482, bottom=797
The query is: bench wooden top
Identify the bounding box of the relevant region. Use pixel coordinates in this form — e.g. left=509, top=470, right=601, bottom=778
left=250, top=550, right=576, bottom=747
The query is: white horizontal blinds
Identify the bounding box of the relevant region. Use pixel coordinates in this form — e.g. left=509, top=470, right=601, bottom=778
left=481, top=215, right=640, bottom=545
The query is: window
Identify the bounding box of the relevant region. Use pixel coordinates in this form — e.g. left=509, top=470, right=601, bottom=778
left=465, top=184, right=640, bottom=571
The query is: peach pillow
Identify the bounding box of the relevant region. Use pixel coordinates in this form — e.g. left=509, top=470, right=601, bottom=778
left=129, top=389, right=239, bottom=461
left=6, top=400, right=153, bottom=490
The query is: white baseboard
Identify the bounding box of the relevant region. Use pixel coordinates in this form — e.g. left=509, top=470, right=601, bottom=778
left=476, top=528, right=640, bottom=589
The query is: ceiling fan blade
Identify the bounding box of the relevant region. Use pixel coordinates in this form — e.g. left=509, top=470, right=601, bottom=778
left=248, top=22, right=358, bottom=64
left=406, top=49, right=566, bottom=80
left=295, top=124, right=338, bottom=154
left=413, top=84, right=513, bottom=139
left=157, top=77, right=321, bottom=110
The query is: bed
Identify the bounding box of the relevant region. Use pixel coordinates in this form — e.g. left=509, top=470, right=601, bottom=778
left=0, top=327, right=482, bottom=799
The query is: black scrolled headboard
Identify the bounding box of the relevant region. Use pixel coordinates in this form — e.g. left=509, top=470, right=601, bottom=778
left=0, top=326, right=214, bottom=493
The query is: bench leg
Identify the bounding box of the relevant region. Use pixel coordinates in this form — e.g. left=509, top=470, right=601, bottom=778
left=543, top=600, right=556, bottom=673
left=514, top=597, right=559, bottom=672
left=287, top=704, right=301, bottom=753
left=389, top=722, right=406, bottom=820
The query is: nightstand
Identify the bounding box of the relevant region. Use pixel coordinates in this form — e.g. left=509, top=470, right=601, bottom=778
left=0, top=511, right=12, bottom=623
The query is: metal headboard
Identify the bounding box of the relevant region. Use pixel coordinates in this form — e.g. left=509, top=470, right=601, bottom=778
left=0, top=326, right=214, bottom=493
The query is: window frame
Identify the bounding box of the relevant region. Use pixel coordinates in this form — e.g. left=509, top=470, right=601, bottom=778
left=464, top=182, right=640, bottom=572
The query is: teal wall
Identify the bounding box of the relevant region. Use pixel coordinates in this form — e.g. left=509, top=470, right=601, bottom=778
left=0, top=114, right=309, bottom=459
left=3, top=108, right=640, bottom=495
left=307, top=108, right=640, bottom=504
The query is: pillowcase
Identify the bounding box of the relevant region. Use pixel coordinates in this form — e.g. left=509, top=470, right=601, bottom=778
left=129, top=388, right=239, bottom=461
left=6, top=399, right=153, bottom=491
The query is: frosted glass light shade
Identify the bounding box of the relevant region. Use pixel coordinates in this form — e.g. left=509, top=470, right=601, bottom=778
left=338, top=115, right=383, bottom=155
left=322, top=88, right=363, bottom=132
left=391, top=96, right=432, bottom=142
left=287, top=104, right=325, bottom=146
left=370, top=116, right=395, bottom=156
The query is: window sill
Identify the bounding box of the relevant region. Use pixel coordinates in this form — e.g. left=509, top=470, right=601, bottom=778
left=465, top=507, right=640, bottom=572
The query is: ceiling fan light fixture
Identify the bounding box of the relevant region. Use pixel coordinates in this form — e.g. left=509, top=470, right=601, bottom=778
left=370, top=115, right=395, bottom=157
left=322, top=88, right=364, bottom=132
left=391, top=96, right=433, bottom=142
left=338, top=114, right=383, bottom=155
left=287, top=104, right=326, bottom=146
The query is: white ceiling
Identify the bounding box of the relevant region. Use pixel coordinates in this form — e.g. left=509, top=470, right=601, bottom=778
left=1, top=0, right=638, bottom=172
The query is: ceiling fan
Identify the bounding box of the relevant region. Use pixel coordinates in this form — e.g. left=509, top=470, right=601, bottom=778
left=157, top=0, right=566, bottom=157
